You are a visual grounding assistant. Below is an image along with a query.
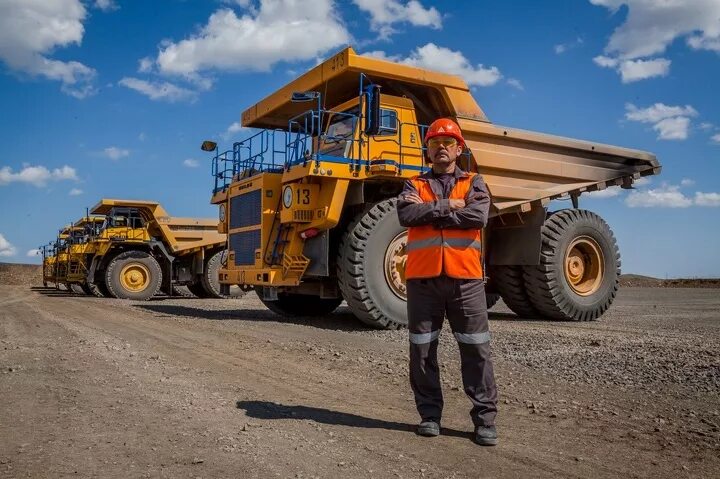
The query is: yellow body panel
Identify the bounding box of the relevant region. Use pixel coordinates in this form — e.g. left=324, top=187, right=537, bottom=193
left=90, top=199, right=225, bottom=255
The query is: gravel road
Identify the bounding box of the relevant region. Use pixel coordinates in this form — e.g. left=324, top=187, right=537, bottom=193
left=1, top=285, right=718, bottom=478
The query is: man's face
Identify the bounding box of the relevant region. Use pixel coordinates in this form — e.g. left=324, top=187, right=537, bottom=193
left=427, top=136, right=463, bottom=167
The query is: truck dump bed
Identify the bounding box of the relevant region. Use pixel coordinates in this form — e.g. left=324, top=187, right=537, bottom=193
left=242, top=47, right=660, bottom=214
left=90, top=199, right=225, bottom=254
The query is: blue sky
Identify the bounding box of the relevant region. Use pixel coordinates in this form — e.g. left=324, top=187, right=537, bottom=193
left=0, top=0, right=719, bottom=278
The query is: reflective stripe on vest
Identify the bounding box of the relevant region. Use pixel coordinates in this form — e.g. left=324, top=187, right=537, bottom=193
left=405, top=174, right=484, bottom=280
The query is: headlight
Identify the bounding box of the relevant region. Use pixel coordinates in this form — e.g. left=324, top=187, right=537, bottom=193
left=282, top=185, right=293, bottom=208
left=219, top=203, right=226, bottom=222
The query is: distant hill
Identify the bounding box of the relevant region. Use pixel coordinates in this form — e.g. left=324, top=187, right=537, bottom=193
left=0, top=262, right=43, bottom=286
left=1, top=262, right=718, bottom=288
left=619, top=274, right=663, bottom=287
left=620, top=274, right=720, bottom=288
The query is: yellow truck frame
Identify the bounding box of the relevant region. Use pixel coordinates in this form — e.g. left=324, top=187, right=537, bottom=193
left=46, top=227, right=71, bottom=289
left=206, top=47, right=661, bottom=328
left=41, top=240, right=61, bottom=288
left=80, top=199, right=228, bottom=300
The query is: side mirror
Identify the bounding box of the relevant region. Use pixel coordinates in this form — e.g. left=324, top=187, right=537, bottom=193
left=201, top=140, right=217, bottom=152
left=363, top=84, right=381, bottom=136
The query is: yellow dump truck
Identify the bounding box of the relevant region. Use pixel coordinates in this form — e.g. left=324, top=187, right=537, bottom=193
left=41, top=242, right=59, bottom=288
left=59, top=216, right=106, bottom=293
left=83, top=199, right=227, bottom=300
left=205, top=46, right=661, bottom=329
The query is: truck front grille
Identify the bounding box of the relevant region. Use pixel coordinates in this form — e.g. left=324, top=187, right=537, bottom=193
left=230, top=230, right=261, bottom=265
left=230, top=189, right=261, bottom=229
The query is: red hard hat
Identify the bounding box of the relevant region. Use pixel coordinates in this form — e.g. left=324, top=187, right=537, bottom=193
left=424, top=118, right=464, bottom=147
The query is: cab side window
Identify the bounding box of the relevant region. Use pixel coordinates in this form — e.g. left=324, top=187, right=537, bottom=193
left=378, top=109, right=398, bottom=136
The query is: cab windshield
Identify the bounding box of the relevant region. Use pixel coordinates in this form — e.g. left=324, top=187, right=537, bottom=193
left=318, top=107, right=359, bottom=157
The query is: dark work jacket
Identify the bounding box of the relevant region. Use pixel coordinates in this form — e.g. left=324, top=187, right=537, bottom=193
left=397, top=167, right=491, bottom=230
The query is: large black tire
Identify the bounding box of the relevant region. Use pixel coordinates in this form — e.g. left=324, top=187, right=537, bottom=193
left=87, top=279, right=110, bottom=298
left=161, top=284, right=194, bottom=298
left=186, top=282, right=206, bottom=298
left=105, top=251, right=162, bottom=301
left=199, top=250, right=232, bottom=299
left=256, top=289, right=342, bottom=317
left=485, top=293, right=501, bottom=310
left=523, top=209, right=620, bottom=321
left=489, top=265, right=539, bottom=318
left=337, top=198, right=407, bottom=329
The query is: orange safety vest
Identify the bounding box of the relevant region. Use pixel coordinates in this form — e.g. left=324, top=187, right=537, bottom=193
left=405, top=174, right=484, bottom=279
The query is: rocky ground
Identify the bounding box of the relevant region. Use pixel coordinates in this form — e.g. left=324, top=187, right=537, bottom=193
left=0, top=278, right=718, bottom=478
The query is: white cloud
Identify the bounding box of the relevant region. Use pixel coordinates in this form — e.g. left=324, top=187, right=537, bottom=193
left=26, top=248, right=41, bottom=257
left=155, top=1, right=350, bottom=76
left=94, top=0, right=119, bottom=11
left=695, top=192, right=720, bottom=207
left=625, top=103, right=697, bottom=123
left=591, top=0, right=720, bottom=58
left=0, top=165, right=78, bottom=187
left=0, top=234, right=16, bottom=257
left=119, top=77, right=197, bottom=102
left=227, top=122, right=245, bottom=134
left=593, top=55, right=618, bottom=68
left=362, top=50, right=400, bottom=61
left=138, top=57, right=154, bottom=73
left=0, top=0, right=96, bottom=98
left=625, top=184, right=693, bottom=208
left=222, top=121, right=253, bottom=140
left=69, top=188, right=83, bottom=196
left=102, top=147, right=130, bottom=160
left=634, top=177, right=651, bottom=187
left=625, top=103, right=698, bottom=140
left=711, top=133, right=720, bottom=144
left=367, top=44, right=502, bottom=87
left=591, top=0, right=720, bottom=82
left=138, top=132, right=146, bottom=141
left=653, top=116, right=691, bottom=140
left=699, top=122, right=714, bottom=131
left=554, top=37, right=583, bottom=54
left=617, top=58, right=670, bottom=83
left=586, top=186, right=623, bottom=198
left=353, top=0, right=441, bottom=39
left=594, top=56, right=670, bottom=82
left=183, top=158, right=200, bottom=168
left=680, top=178, right=695, bottom=187
left=507, top=78, right=524, bottom=91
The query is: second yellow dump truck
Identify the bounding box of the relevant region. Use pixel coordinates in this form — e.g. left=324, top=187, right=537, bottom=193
left=54, top=216, right=106, bottom=293
left=206, top=47, right=661, bottom=329
left=82, top=199, right=228, bottom=300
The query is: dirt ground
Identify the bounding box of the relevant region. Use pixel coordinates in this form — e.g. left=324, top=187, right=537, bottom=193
left=1, top=282, right=719, bottom=479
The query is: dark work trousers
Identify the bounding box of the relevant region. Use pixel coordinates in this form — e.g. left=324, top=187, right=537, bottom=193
left=407, top=276, right=497, bottom=427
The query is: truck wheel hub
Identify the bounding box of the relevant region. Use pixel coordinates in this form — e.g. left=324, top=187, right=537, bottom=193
left=384, top=231, right=408, bottom=300
left=564, top=236, right=603, bottom=296
left=120, top=263, right=150, bottom=292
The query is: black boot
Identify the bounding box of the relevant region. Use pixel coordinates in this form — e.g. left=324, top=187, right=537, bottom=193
left=417, top=420, right=440, bottom=437
left=474, top=425, right=497, bottom=446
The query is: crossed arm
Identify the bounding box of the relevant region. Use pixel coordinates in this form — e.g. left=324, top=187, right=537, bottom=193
left=396, top=176, right=491, bottom=229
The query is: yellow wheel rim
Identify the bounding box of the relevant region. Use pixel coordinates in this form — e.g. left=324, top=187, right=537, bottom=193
left=384, top=231, right=408, bottom=300
left=564, top=236, right=604, bottom=296
left=119, top=263, right=151, bottom=292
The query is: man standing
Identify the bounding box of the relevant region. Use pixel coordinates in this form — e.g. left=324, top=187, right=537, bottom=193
left=397, top=118, right=498, bottom=446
